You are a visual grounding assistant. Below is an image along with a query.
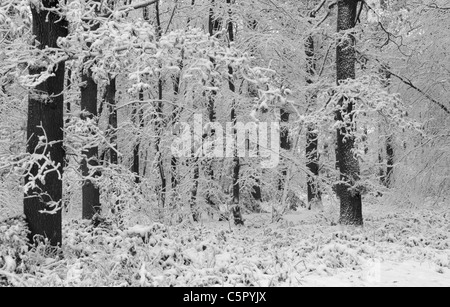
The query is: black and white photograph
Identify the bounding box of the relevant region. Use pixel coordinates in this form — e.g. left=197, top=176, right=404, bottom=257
left=0, top=0, right=449, bottom=289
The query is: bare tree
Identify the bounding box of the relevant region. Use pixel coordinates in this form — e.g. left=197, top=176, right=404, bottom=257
left=227, top=0, right=244, bottom=225
left=305, top=5, right=322, bottom=210
left=80, top=1, right=101, bottom=219
left=335, top=0, right=363, bottom=226
left=25, top=0, right=68, bottom=246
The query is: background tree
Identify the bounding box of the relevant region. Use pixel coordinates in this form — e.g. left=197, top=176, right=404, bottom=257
left=80, top=0, right=101, bottom=220
left=24, top=0, right=68, bottom=245
left=1, top=0, right=447, bottom=241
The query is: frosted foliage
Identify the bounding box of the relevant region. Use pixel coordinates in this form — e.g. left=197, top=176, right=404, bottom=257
left=0, top=0, right=449, bottom=287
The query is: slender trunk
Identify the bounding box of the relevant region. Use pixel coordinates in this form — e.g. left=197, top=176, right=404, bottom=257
left=305, top=34, right=322, bottom=209
left=170, top=154, right=178, bottom=188
left=380, top=66, right=394, bottom=188
left=187, top=0, right=196, bottom=27
left=378, top=146, right=385, bottom=185
left=204, top=0, right=220, bottom=209
left=385, top=134, right=394, bottom=187
left=80, top=64, right=100, bottom=219
left=247, top=19, right=262, bottom=203
left=63, top=68, right=71, bottom=171
left=80, top=7, right=101, bottom=219
left=189, top=0, right=220, bottom=220
left=279, top=109, right=291, bottom=191
left=131, top=90, right=144, bottom=183
left=155, top=86, right=166, bottom=208
left=227, top=0, right=243, bottom=225
left=335, top=0, right=363, bottom=226
left=306, top=127, right=321, bottom=206
left=66, top=69, right=72, bottom=123
left=190, top=157, right=200, bottom=221
left=106, top=77, right=118, bottom=164
left=171, top=73, right=181, bottom=191
left=155, top=1, right=166, bottom=208
left=25, top=1, right=68, bottom=246
left=133, top=2, right=152, bottom=183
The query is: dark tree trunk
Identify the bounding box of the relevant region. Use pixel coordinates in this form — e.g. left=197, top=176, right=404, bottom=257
left=380, top=66, right=394, bottom=188
left=306, top=127, right=321, bottom=205
left=190, top=159, right=200, bottom=222
left=247, top=19, right=262, bottom=203
left=80, top=64, right=100, bottom=219
left=80, top=6, right=101, bottom=219
left=170, top=154, right=178, bottom=189
left=204, top=0, right=220, bottom=209
left=279, top=109, right=291, bottom=191
left=66, top=69, right=72, bottom=122
left=385, top=134, right=394, bottom=187
left=189, top=0, right=222, bottom=220
left=132, top=3, right=152, bottom=183
left=131, top=91, right=144, bottom=183
left=155, top=81, right=166, bottom=208
left=378, top=146, right=385, bottom=185
left=24, top=1, right=68, bottom=246
left=305, top=34, right=322, bottom=208
left=335, top=0, right=363, bottom=226
left=186, top=0, right=196, bottom=27
left=132, top=135, right=140, bottom=183
left=106, top=77, right=118, bottom=164
left=155, top=1, right=166, bottom=208
left=170, top=71, right=182, bottom=191
left=208, top=0, right=221, bottom=36
left=63, top=68, right=72, bottom=171
left=227, top=0, right=244, bottom=225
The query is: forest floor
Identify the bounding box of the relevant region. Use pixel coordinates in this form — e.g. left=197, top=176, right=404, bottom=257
left=1, top=199, right=449, bottom=287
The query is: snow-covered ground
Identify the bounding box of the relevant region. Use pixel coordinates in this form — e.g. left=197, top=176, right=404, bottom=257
left=1, top=201, right=449, bottom=287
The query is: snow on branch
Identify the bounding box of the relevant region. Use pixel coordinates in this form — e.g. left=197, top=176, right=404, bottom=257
left=356, top=51, right=450, bottom=115
left=82, top=0, right=159, bottom=21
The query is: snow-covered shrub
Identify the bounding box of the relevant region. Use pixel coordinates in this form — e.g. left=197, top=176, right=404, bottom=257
left=0, top=215, right=29, bottom=285
left=318, top=243, right=363, bottom=269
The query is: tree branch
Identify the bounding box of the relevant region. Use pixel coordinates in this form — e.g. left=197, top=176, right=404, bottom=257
left=82, top=0, right=158, bottom=20
left=309, top=0, right=327, bottom=17
left=389, top=70, right=450, bottom=115
left=355, top=50, right=450, bottom=115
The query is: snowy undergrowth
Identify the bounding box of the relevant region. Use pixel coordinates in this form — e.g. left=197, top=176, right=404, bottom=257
left=0, top=203, right=449, bottom=286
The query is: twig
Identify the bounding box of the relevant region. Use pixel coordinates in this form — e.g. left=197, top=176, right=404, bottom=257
left=82, top=0, right=159, bottom=21
left=165, top=0, right=179, bottom=34
left=356, top=50, right=450, bottom=115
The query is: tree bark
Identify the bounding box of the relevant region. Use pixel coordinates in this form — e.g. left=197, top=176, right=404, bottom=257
left=131, top=90, right=144, bottom=183
left=25, top=0, right=68, bottom=246
left=246, top=19, right=262, bottom=204
left=190, top=158, right=200, bottom=221
left=279, top=109, right=291, bottom=191
left=80, top=5, right=101, bottom=219
left=188, top=0, right=222, bottom=220
left=380, top=66, right=394, bottom=188
left=227, top=0, right=244, bottom=225
left=155, top=0, right=166, bottom=208
left=204, top=0, right=220, bottom=210
left=80, top=65, right=100, bottom=219
left=335, top=0, right=363, bottom=226
left=132, top=3, right=152, bottom=183
left=106, top=77, right=118, bottom=165
left=170, top=71, right=181, bottom=191
left=305, top=33, right=322, bottom=209
left=385, top=134, right=394, bottom=187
